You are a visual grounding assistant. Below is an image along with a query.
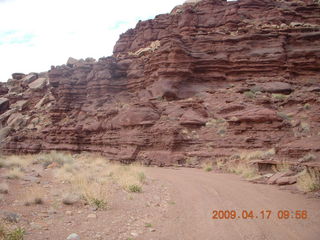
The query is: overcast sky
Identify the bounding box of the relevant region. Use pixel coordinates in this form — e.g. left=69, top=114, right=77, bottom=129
left=0, top=0, right=183, bottom=81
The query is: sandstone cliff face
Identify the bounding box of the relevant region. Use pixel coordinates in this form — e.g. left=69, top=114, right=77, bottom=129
left=1, top=0, right=320, bottom=167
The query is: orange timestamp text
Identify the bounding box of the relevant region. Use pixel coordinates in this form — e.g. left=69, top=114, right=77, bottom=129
left=212, top=210, right=308, bottom=220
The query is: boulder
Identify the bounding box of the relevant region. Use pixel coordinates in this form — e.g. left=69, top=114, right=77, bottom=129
left=0, top=98, right=9, bottom=114
left=276, top=175, right=297, bottom=185
left=66, top=233, right=80, bottom=240
left=0, top=127, right=11, bottom=142
left=267, top=171, right=294, bottom=185
left=7, top=113, right=29, bottom=130
left=28, top=77, right=48, bottom=90
left=35, top=93, right=54, bottom=109
left=11, top=100, right=28, bottom=111
left=0, top=83, right=8, bottom=95
left=21, top=73, right=38, bottom=84
left=11, top=73, right=25, bottom=80
left=112, top=106, right=160, bottom=127
left=67, top=57, right=79, bottom=67
left=180, top=109, right=207, bottom=126
left=258, top=82, right=293, bottom=94
left=62, top=193, right=80, bottom=205
left=226, top=107, right=281, bottom=123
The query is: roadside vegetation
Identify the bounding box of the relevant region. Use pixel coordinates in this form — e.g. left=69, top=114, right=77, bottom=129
left=297, top=168, right=320, bottom=192
left=0, top=152, right=147, bottom=211
left=202, top=162, right=213, bottom=172
left=0, top=222, right=24, bottom=240
left=216, top=149, right=276, bottom=180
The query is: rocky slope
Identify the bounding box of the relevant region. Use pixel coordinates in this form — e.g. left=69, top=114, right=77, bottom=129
left=0, top=0, right=319, bottom=168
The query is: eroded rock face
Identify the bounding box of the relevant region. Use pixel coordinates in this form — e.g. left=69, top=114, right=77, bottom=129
left=0, top=0, right=320, bottom=167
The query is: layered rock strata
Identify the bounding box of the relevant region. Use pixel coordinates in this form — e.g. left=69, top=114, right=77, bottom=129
left=0, top=0, right=319, bottom=167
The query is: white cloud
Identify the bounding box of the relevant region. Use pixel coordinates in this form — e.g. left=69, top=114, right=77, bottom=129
left=0, top=0, right=183, bottom=81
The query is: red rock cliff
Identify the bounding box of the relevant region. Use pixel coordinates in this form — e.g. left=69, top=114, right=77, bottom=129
left=1, top=0, right=320, bottom=167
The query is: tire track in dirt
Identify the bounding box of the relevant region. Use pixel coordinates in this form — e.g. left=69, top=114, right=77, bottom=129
left=143, top=167, right=320, bottom=240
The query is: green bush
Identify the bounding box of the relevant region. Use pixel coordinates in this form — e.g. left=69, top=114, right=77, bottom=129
left=91, top=198, right=107, bottom=210
left=5, top=227, right=25, bottom=240
left=127, top=184, right=142, bottom=193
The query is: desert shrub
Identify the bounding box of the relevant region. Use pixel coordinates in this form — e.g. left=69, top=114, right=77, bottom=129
left=127, top=184, right=142, bottom=193
left=0, top=224, right=25, bottom=240
left=71, top=176, right=108, bottom=209
left=35, top=151, right=73, bottom=168
left=90, top=198, right=107, bottom=210
left=272, top=93, right=288, bottom=101
left=202, top=162, right=213, bottom=172
left=107, top=164, right=146, bottom=192
left=0, top=223, right=6, bottom=239
left=297, top=168, right=320, bottom=192
left=6, top=227, right=25, bottom=240
left=303, top=103, right=311, bottom=110
left=206, top=118, right=228, bottom=136
left=137, top=172, right=146, bottom=183
left=185, top=157, right=198, bottom=166
left=226, top=162, right=258, bottom=180
left=244, top=91, right=256, bottom=99
left=300, top=122, right=310, bottom=133
left=216, top=159, right=226, bottom=169
left=145, top=223, right=152, bottom=228
left=300, top=153, right=316, bottom=163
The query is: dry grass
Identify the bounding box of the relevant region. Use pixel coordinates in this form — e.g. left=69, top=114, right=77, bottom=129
left=107, top=164, right=146, bottom=192
left=5, top=168, right=23, bottom=180
left=272, top=93, right=288, bottom=101
left=0, top=155, right=32, bottom=170
left=238, top=148, right=275, bottom=162
left=185, top=156, right=198, bottom=166
left=71, top=175, right=108, bottom=209
left=202, top=162, right=213, bottom=172
left=226, top=162, right=259, bottom=180
left=216, top=159, right=226, bottom=170
left=34, top=151, right=73, bottom=168
left=205, top=118, right=228, bottom=136
left=300, top=122, right=310, bottom=133
left=0, top=222, right=25, bottom=240
left=24, top=186, right=45, bottom=206
left=221, top=149, right=275, bottom=179
left=272, top=162, right=290, bottom=173
left=299, top=153, right=316, bottom=163
left=54, top=155, right=110, bottom=208
left=297, top=168, right=320, bottom=192
left=54, top=154, right=147, bottom=208
left=0, top=222, right=5, bottom=240
left=5, top=227, right=25, bottom=240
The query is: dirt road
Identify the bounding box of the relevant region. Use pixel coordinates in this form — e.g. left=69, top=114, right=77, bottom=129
left=143, top=167, right=320, bottom=240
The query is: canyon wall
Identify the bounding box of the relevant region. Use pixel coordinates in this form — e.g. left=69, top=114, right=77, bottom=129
left=0, top=0, right=320, bottom=167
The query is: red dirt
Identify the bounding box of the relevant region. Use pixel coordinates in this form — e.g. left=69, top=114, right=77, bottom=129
left=144, top=167, right=320, bottom=240
left=1, top=166, right=319, bottom=240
